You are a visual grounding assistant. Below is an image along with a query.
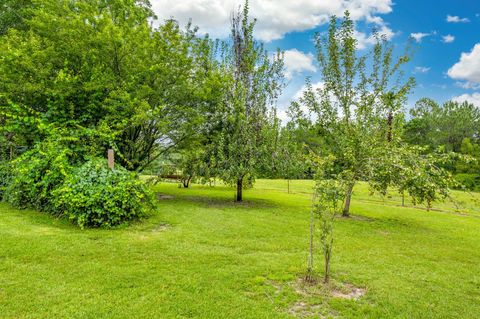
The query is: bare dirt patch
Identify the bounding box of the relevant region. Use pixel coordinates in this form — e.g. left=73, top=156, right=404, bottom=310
left=331, top=284, right=366, bottom=300
left=290, top=277, right=326, bottom=297
left=151, top=223, right=169, bottom=232
left=285, top=277, right=366, bottom=317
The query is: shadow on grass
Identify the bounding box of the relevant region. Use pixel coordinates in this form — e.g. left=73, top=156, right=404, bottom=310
left=155, top=192, right=280, bottom=209
left=337, top=208, right=432, bottom=234
left=181, top=195, right=278, bottom=210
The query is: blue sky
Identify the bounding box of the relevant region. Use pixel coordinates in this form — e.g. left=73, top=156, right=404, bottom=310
left=151, top=0, right=480, bottom=116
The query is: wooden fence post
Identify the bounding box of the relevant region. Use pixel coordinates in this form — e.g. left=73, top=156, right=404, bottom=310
left=108, top=149, right=115, bottom=169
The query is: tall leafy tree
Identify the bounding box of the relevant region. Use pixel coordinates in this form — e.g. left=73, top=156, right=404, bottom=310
left=0, top=0, right=221, bottom=170
left=292, top=12, right=415, bottom=216
left=209, top=1, right=284, bottom=201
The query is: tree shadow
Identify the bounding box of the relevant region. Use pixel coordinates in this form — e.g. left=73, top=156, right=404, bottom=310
left=180, top=194, right=279, bottom=210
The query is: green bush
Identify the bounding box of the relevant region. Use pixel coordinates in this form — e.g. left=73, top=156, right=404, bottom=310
left=53, top=158, right=155, bottom=228
left=454, top=173, right=480, bottom=191
left=0, top=161, right=12, bottom=200
left=3, top=141, right=73, bottom=212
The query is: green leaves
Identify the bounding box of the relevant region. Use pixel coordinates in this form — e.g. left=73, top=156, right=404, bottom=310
left=405, top=99, right=480, bottom=153
left=205, top=1, right=285, bottom=200
left=0, top=0, right=223, bottom=171
left=3, top=135, right=74, bottom=212
left=1, top=128, right=153, bottom=228
left=53, top=158, right=154, bottom=229
left=294, top=11, right=418, bottom=215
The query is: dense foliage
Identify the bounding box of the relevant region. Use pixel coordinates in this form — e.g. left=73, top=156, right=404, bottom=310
left=0, top=0, right=223, bottom=171
left=54, top=159, right=154, bottom=228
left=0, top=0, right=221, bottom=226
left=290, top=12, right=417, bottom=216
left=404, top=98, right=480, bottom=190
left=2, top=136, right=74, bottom=212
left=203, top=2, right=284, bottom=201
left=0, top=130, right=152, bottom=228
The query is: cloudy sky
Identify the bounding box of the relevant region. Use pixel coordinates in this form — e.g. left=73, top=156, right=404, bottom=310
left=150, top=0, right=480, bottom=117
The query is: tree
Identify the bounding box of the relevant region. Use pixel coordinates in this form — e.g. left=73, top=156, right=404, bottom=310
left=209, top=1, right=284, bottom=201
left=291, top=12, right=414, bottom=216
left=0, top=0, right=222, bottom=171
left=0, top=0, right=32, bottom=36
left=404, top=98, right=480, bottom=153
left=264, top=115, right=307, bottom=193
left=306, top=155, right=347, bottom=283
left=369, top=145, right=457, bottom=210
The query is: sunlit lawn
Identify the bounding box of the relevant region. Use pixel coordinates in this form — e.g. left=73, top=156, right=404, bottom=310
left=1, top=180, right=480, bottom=318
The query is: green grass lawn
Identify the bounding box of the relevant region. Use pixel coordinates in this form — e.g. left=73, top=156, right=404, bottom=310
left=1, top=180, right=480, bottom=318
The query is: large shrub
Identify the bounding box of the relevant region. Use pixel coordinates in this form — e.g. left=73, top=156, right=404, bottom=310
left=3, top=140, right=73, bottom=212
left=53, top=159, right=155, bottom=228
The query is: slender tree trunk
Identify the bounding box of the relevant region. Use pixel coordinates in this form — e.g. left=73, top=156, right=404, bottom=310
left=306, top=193, right=316, bottom=282
left=402, top=191, right=405, bottom=207
left=324, top=249, right=331, bottom=284
left=236, top=177, right=243, bottom=202
left=287, top=179, right=290, bottom=194
left=387, top=111, right=393, bottom=143
left=342, top=182, right=355, bottom=217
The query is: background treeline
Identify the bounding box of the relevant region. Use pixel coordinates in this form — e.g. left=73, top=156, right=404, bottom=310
left=404, top=98, right=480, bottom=190
left=0, top=0, right=478, bottom=228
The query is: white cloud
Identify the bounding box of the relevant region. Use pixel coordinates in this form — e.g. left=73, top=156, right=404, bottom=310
left=414, top=66, right=430, bottom=74
left=277, top=109, right=290, bottom=124
left=442, top=34, right=455, bottom=43
left=446, top=15, right=470, bottom=23
left=448, top=43, right=480, bottom=84
left=283, top=49, right=317, bottom=79
left=355, top=24, right=395, bottom=49
left=150, top=0, right=394, bottom=41
left=293, top=82, right=325, bottom=100
left=410, top=32, right=430, bottom=43
left=452, top=93, right=480, bottom=107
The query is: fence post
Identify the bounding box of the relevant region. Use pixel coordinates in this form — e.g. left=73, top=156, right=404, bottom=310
left=108, top=149, right=115, bottom=169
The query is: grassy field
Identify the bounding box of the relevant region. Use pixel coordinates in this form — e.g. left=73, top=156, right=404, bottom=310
left=1, top=180, right=480, bottom=318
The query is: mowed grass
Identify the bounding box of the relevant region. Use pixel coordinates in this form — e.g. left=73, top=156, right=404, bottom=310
left=1, top=180, right=480, bottom=318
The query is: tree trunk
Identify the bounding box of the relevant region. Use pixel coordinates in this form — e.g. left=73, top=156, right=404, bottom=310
left=236, top=177, right=243, bottom=202
left=287, top=179, right=290, bottom=194
left=183, top=176, right=192, bottom=188
left=342, top=182, right=355, bottom=217
left=386, top=111, right=393, bottom=143
left=306, top=193, right=316, bottom=282
left=402, top=191, right=405, bottom=207
left=324, top=250, right=331, bottom=284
